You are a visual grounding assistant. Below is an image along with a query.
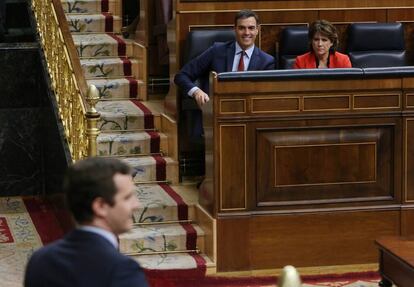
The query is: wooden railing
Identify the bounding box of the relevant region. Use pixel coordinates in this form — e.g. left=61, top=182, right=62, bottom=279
left=31, top=0, right=100, bottom=161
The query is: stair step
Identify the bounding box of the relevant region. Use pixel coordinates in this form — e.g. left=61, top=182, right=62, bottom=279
left=87, top=78, right=139, bottom=99
left=61, top=0, right=119, bottom=14
left=133, top=184, right=195, bottom=223
left=97, top=130, right=167, bottom=156
left=66, top=13, right=121, bottom=33
left=72, top=33, right=131, bottom=57
left=122, top=156, right=178, bottom=183
left=81, top=57, right=138, bottom=78
left=132, top=219, right=193, bottom=226
left=119, top=223, right=204, bottom=254
left=133, top=253, right=213, bottom=271
left=96, top=100, right=158, bottom=131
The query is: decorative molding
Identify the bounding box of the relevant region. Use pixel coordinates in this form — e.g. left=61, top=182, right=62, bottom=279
left=303, top=95, right=351, bottom=112
left=251, top=96, right=300, bottom=113
left=219, top=99, right=246, bottom=114
left=353, top=93, right=401, bottom=110
left=405, top=118, right=414, bottom=203
left=219, top=124, right=247, bottom=211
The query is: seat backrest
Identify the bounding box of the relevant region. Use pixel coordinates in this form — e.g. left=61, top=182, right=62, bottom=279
left=347, top=22, right=406, bottom=68
left=183, top=29, right=235, bottom=64
left=279, top=26, right=308, bottom=69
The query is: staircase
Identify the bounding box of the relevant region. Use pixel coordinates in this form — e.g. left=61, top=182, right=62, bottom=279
left=60, top=0, right=213, bottom=276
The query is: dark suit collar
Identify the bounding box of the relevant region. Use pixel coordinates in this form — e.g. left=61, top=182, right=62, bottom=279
left=226, top=41, right=235, bottom=72
left=67, top=228, right=116, bottom=248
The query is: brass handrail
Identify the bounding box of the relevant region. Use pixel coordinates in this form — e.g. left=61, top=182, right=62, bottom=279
left=31, top=0, right=99, bottom=160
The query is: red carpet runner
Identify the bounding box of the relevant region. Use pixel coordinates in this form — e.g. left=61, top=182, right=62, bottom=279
left=148, top=271, right=380, bottom=287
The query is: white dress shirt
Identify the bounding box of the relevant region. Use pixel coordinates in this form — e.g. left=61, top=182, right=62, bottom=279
left=231, top=42, right=255, bottom=72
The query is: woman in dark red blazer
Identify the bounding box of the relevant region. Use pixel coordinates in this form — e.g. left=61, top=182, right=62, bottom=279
left=293, top=20, right=351, bottom=69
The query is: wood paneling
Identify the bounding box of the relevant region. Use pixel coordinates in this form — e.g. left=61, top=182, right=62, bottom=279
left=405, top=119, right=414, bottom=202
left=303, top=95, right=350, bottom=111
left=256, top=124, right=395, bottom=205
left=203, top=72, right=413, bottom=271
left=354, top=94, right=401, bottom=110
left=405, top=94, right=414, bottom=108
left=274, top=143, right=376, bottom=186
left=171, top=0, right=414, bottom=271
left=215, top=79, right=401, bottom=95
left=388, top=9, right=414, bottom=64
left=219, top=99, right=246, bottom=114
left=195, top=204, right=216, bottom=262
left=217, top=216, right=250, bottom=271
left=220, top=125, right=246, bottom=210
left=251, top=97, right=300, bottom=113
left=249, top=211, right=399, bottom=268
left=218, top=211, right=400, bottom=270
left=401, top=208, right=414, bottom=236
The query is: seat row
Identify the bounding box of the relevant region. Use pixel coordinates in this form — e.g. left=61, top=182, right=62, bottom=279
left=184, top=22, right=407, bottom=70
left=279, top=22, right=406, bottom=69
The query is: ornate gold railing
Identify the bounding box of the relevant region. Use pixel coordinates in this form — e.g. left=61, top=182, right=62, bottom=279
left=31, top=0, right=99, bottom=161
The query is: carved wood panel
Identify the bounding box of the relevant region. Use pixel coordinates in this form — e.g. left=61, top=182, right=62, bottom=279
left=405, top=118, right=414, bottom=202
left=220, top=124, right=247, bottom=210
left=256, top=124, right=396, bottom=206
left=248, top=210, right=400, bottom=269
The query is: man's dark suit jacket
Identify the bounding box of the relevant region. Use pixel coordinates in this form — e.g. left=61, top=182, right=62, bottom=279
left=174, top=41, right=275, bottom=95
left=24, top=229, right=148, bottom=287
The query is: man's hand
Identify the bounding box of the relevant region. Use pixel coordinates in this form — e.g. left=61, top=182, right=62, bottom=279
left=193, top=89, right=210, bottom=107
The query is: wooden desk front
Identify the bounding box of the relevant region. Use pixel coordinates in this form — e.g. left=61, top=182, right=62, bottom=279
left=201, top=70, right=414, bottom=271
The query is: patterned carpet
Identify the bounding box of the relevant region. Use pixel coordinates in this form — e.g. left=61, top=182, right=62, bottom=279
left=0, top=197, right=63, bottom=287
left=147, top=272, right=381, bottom=287
left=0, top=195, right=381, bottom=287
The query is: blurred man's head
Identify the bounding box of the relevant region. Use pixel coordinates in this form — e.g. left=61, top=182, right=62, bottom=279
left=64, top=157, right=139, bottom=235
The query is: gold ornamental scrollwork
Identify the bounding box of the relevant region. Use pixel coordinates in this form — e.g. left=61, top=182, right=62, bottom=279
left=31, top=0, right=99, bottom=161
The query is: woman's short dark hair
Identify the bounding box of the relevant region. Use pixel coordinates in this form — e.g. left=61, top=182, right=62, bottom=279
left=308, top=19, right=339, bottom=51
left=63, top=157, right=132, bottom=224
left=234, top=9, right=259, bottom=26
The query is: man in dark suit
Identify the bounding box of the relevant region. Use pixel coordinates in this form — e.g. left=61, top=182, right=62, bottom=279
left=24, top=158, right=148, bottom=287
left=174, top=9, right=275, bottom=107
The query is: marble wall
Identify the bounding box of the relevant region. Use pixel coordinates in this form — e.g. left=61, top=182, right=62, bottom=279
left=0, top=43, right=70, bottom=196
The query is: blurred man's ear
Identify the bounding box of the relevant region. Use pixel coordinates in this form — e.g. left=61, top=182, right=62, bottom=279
left=91, top=197, right=110, bottom=218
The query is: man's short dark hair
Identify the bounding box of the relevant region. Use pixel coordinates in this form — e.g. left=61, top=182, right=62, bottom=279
left=63, top=157, right=132, bottom=224
left=234, top=9, right=259, bottom=26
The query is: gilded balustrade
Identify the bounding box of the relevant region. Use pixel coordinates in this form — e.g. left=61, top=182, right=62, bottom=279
left=31, top=0, right=99, bottom=161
